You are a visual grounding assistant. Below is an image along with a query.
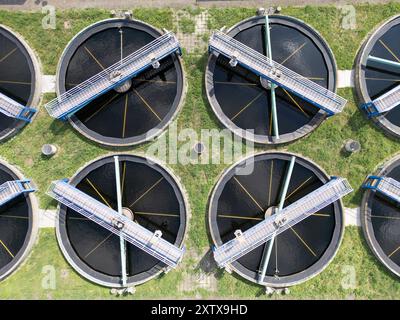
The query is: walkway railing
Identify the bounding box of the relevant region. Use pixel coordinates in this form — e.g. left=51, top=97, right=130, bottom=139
left=362, top=85, right=400, bottom=117
left=0, top=180, right=35, bottom=207
left=48, top=179, right=185, bottom=268
left=0, top=92, right=36, bottom=122
left=363, top=176, right=400, bottom=204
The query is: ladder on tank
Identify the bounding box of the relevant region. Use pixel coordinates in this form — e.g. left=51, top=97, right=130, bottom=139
left=0, top=180, right=36, bottom=207
left=208, top=30, right=347, bottom=116
left=363, top=176, right=400, bottom=204
left=45, top=32, right=182, bottom=120
left=0, top=92, right=36, bottom=122
left=47, top=179, right=185, bottom=268
left=213, top=177, right=352, bottom=268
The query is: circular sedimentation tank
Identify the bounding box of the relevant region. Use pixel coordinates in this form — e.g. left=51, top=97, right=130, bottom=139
left=361, top=155, right=400, bottom=277
left=0, top=160, right=38, bottom=281
left=208, top=152, right=344, bottom=287
left=56, top=154, right=188, bottom=287
left=356, top=15, right=400, bottom=139
left=0, top=25, right=40, bottom=142
left=57, top=18, right=186, bottom=147
left=205, top=14, right=338, bottom=145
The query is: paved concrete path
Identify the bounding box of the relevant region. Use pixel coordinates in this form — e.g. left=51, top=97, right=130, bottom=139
left=338, top=70, right=354, bottom=88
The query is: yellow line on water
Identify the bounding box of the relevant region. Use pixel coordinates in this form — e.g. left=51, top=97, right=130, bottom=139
left=133, top=79, right=176, bottom=84
left=0, top=80, right=31, bottom=85
left=133, top=89, right=162, bottom=122
left=85, top=178, right=113, bottom=208
left=365, top=77, right=400, bottom=82
left=0, top=239, right=14, bottom=258
left=129, top=177, right=164, bottom=208
left=233, top=177, right=264, bottom=212
left=379, top=40, right=400, bottom=62
left=218, top=214, right=263, bottom=221
left=290, top=227, right=317, bottom=257
left=68, top=217, right=89, bottom=221
left=306, top=77, right=325, bottom=81
left=388, top=245, right=400, bottom=258
left=282, top=88, right=309, bottom=117
left=0, top=48, right=17, bottom=63
left=230, top=92, right=264, bottom=121
left=84, top=233, right=114, bottom=258
left=293, top=76, right=325, bottom=81
left=285, top=176, right=313, bottom=201
left=370, top=215, right=400, bottom=220
left=280, top=42, right=307, bottom=65
left=312, top=213, right=331, bottom=217
left=84, top=46, right=105, bottom=70
left=215, top=81, right=257, bottom=86
left=85, top=94, right=119, bottom=122
left=268, top=160, right=274, bottom=206
left=0, top=215, right=28, bottom=219
left=135, top=211, right=180, bottom=218
left=122, top=94, right=128, bottom=138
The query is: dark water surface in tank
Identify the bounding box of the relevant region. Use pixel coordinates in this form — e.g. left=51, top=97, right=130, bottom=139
left=65, top=159, right=182, bottom=277
left=370, top=165, right=400, bottom=268
left=364, top=24, right=400, bottom=127
left=215, top=155, right=336, bottom=277
left=65, top=27, right=178, bottom=140
left=0, top=29, right=34, bottom=135
left=0, top=168, right=30, bottom=273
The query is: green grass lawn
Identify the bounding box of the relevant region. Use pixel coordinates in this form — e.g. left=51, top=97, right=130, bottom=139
left=1, top=4, right=400, bottom=299
left=178, top=14, right=196, bottom=34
